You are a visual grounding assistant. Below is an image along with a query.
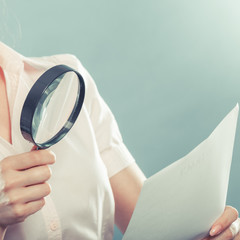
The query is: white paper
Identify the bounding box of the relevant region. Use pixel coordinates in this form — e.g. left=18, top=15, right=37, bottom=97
left=123, top=104, right=239, bottom=240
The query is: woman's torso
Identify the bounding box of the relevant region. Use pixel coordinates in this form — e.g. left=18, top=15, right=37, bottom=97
left=0, top=52, right=115, bottom=240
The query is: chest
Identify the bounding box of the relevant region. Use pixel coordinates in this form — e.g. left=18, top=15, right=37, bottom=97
left=2, top=106, right=115, bottom=240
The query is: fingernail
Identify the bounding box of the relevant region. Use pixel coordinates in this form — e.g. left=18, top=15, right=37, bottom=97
left=210, top=225, right=222, bottom=236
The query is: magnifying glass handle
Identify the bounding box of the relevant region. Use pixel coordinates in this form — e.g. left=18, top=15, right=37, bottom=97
left=32, top=145, right=41, bottom=151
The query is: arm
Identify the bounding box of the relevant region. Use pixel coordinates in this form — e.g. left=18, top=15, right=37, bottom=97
left=110, top=163, right=240, bottom=239
left=109, top=162, right=146, bottom=233
left=80, top=61, right=240, bottom=239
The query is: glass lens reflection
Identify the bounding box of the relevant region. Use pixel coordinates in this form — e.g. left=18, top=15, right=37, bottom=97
left=32, top=72, right=79, bottom=144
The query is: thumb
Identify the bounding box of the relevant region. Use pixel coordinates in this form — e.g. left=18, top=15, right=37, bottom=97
left=210, top=206, right=239, bottom=236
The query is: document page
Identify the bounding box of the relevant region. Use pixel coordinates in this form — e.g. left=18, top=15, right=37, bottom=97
left=123, top=104, right=239, bottom=240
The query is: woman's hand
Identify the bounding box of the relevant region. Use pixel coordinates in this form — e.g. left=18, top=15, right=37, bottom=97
left=203, top=206, right=240, bottom=239
left=0, top=150, right=55, bottom=235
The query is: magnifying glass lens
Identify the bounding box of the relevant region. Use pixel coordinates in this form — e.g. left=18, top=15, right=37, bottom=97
left=32, top=72, right=79, bottom=145
left=20, top=64, right=85, bottom=149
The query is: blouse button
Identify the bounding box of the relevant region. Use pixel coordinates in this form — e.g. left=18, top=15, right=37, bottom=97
left=50, top=221, right=58, bottom=231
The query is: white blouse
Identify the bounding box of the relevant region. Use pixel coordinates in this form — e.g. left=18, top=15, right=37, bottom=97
left=0, top=41, right=135, bottom=240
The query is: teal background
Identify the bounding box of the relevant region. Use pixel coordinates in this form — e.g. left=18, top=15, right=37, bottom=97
left=1, top=0, right=240, bottom=239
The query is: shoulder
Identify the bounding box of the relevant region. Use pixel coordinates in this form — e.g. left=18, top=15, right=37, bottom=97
left=23, top=53, right=84, bottom=72
left=22, top=53, right=100, bottom=111
left=23, top=53, right=95, bottom=88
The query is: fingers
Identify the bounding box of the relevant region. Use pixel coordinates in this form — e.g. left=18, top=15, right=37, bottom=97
left=0, top=150, right=55, bottom=227
left=210, top=206, right=239, bottom=237
left=21, top=165, right=52, bottom=187
left=1, top=150, right=56, bottom=171
left=3, top=165, right=52, bottom=189
left=207, top=219, right=240, bottom=240
left=211, top=228, right=235, bottom=240
left=7, top=183, right=51, bottom=204
left=23, top=199, right=46, bottom=217
left=9, top=199, right=45, bottom=224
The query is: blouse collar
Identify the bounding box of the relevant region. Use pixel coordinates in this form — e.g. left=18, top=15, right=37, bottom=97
left=0, top=41, right=24, bottom=74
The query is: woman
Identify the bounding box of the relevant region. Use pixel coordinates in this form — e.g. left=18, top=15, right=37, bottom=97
left=0, top=41, right=239, bottom=240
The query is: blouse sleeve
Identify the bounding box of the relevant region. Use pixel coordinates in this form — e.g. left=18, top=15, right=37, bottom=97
left=78, top=62, right=135, bottom=178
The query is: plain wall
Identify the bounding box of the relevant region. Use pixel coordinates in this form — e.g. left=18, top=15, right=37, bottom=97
left=1, top=1, right=240, bottom=239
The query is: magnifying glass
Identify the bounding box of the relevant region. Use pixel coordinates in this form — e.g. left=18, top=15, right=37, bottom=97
left=20, top=64, right=85, bottom=149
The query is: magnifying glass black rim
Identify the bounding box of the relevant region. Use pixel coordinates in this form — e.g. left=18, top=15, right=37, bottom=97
left=20, top=64, right=85, bottom=149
